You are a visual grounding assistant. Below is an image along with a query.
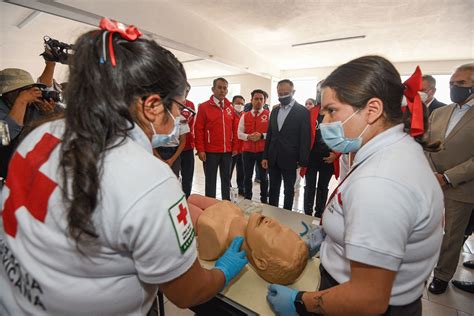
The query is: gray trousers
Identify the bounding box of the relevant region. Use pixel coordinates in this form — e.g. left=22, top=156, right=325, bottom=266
left=434, top=198, right=474, bottom=281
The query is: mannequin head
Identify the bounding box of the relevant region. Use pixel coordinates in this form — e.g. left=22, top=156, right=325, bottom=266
left=245, top=213, right=308, bottom=284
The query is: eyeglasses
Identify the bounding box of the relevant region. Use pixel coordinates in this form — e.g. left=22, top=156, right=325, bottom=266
left=172, top=98, right=196, bottom=117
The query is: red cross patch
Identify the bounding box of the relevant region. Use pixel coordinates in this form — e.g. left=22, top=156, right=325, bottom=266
left=3, top=133, right=60, bottom=237
left=168, top=196, right=194, bottom=253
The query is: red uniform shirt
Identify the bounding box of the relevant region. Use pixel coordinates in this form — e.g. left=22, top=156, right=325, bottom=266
left=233, top=110, right=243, bottom=154
left=182, top=100, right=195, bottom=151
left=194, top=96, right=235, bottom=153
left=241, top=109, right=270, bottom=153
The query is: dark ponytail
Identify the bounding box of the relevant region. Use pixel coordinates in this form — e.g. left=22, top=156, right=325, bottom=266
left=61, top=30, right=187, bottom=246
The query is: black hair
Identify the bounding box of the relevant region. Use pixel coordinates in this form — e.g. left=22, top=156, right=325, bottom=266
left=322, top=55, right=439, bottom=151
left=277, top=79, right=294, bottom=88
left=61, top=30, right=187, bottom=246
left=213, top=77, right=228, bottom=88
left=251, top=89, right=267, bottom=99
left=232, top=95, right=245, bottom=103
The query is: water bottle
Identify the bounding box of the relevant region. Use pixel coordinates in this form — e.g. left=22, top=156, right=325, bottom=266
left=230, top=187, right=239, bottom=204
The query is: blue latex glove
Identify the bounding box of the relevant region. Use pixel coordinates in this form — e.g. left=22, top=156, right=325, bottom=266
left=306, top=225, right=326, bottom=258
left=267, top=284, right=298, bottom=316
left=214, top=236, right=248, bottom=288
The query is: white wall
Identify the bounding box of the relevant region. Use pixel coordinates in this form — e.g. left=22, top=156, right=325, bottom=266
left=188, top=74, right=273, bottom=105
left=281, top=59, right=473, bottom=79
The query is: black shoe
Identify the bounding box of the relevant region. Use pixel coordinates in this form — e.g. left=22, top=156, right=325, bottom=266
left=428, top=277, right=449, bottom=294
left=451, top=280, right=474, bottom=293
left=463, top=260, right=474, bottom=269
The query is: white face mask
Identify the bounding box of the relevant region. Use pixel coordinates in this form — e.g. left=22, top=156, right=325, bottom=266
left=418, top=91, right=429, bottom=103
left=234, top=104, right=243, bottom=112
left=150, top=111, right=180, bottom=148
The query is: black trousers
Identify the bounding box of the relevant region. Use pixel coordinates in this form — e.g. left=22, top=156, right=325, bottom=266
left=204, top=152, right=231, bottom=200
left=268, top=165, right=297, bottom=210
left=303, top=158, right=334, bottom=216
left=230, top=153, right=244, bottom=193
left=242, top=152, right=268, bottom=202
left=156, top=147, right=180, bottom=177
left=318, top=265, right=422, bottom=316
left=179, top=149, right=194, bottom=198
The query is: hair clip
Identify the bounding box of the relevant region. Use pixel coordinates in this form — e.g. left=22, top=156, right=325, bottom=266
left=98, top=17, right=143, bottom=67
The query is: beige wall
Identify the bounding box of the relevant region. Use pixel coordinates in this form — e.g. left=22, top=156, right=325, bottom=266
left=189, top=73, right=273, bottom=103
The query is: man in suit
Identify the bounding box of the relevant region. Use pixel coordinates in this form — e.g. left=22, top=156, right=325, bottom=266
left=262, top=79, right=310, bottom=210
left=425, top=63, right=474, bottom=294
left=422, top=75, right=447, bottom=115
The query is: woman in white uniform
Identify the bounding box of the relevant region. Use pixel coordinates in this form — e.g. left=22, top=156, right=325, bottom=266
left=267, top=56, right=444, bottom=315
left=0, top=19, right=247, bottom=315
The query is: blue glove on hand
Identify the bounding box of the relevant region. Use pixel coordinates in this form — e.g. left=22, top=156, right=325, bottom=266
left=306, top=225, right=326, bottom=258
left=214, top=236, right=248, bottom=288
left=267, top=284, right=298, bottom=316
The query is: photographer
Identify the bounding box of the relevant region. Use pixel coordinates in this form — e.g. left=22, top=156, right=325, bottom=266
left=0, top=68, right=59, bottom=178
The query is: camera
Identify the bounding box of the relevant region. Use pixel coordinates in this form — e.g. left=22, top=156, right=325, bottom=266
left=40, top=88, right=61, bottom=102
left=40, top=36, right=73, bottom=64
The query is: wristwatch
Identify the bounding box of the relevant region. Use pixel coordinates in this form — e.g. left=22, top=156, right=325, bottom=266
left=294, top=291, right=309, bottom=315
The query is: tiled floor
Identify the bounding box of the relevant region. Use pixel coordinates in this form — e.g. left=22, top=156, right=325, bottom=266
left=162, top=159, right=473, bottom=315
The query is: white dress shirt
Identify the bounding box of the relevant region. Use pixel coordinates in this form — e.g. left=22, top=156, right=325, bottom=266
left=445, top=99, right=474, bottom=137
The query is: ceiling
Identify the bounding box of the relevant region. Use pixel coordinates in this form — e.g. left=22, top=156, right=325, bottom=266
left=176, top=0, right=473, bottom=69
left=0, top=0, right=472, bottom=82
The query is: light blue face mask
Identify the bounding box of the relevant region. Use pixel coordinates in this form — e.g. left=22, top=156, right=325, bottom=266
left=319, top=110, right=369, bottom=153
left=150, top=111, right=180, bottom=148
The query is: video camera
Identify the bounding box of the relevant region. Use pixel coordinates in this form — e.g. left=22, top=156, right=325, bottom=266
left=40, top=36, right=73, bottom=64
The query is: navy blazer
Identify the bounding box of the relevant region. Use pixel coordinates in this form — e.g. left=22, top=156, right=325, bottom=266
left=428, top=98, right=447, bottom=115
left=263, top=102, right=310, bottom=170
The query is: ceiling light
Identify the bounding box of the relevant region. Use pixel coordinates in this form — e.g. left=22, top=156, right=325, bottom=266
left=292, top=35, right=366, bottom=47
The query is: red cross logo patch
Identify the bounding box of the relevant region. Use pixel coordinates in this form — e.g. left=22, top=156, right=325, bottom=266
left=2, top=133, right=60, bottom=237
left=168, top=196, right=195, bottom=253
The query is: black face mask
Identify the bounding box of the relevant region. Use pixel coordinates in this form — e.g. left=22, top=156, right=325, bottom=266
left=278, top=94, right=293, bottom=106
left=450, top=85, right=473, bottom=104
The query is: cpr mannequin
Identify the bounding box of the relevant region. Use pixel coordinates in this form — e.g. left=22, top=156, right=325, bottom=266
left=187, top=194, right=308, bottom=285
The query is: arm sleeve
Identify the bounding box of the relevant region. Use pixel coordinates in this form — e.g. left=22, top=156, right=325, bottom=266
left=263, top=110, right=274, bottom=160
left=444, top=157, right=474, bottom=187
left=118, top=177, right=197, bottom=284
left=194, top=105, right=206, bottom=153
left=343, top=177, right=417, bottom=271
left=298, top=109, right=311, bottom=167
left=0, top=103, right=23, bottom=140
left=237, top=114, right=248, bottom=141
